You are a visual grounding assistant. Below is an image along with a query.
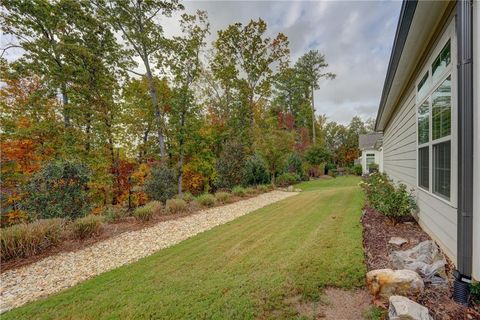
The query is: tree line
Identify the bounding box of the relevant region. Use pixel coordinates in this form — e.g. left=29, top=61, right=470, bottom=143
left=0, top=0, right=373, bottom=225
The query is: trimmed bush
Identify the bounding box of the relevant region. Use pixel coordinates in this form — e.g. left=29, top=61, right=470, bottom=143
left=275, top=172, right=300, bottom=187
left=244, top=153, right=270, bottom=185
left=214, top=191, right=231, bottom=204
left=232, top=186, right=247, bottom=197
left=21, top=160, right=91, bottom=220
left=144, top=165, right=176, bottom=203
left=165, top=198, right=187, bottom=214
left=360, top=173, right=415, bottom=223
left=197, top=194, right=216, bottom=207
left=72, top=215, right=103, bottom=239
left=0, top=219, right=65, bottom=260
left=353, top=164, right=363, bottom=176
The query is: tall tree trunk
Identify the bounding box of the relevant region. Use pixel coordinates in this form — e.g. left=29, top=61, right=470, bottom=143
left=311, top=84, right=316, bottom=144
left=144, top=57, right=166, bottom=160
left=85, top=111, right=92, bottom=152
left=61, top=84, right=70, bottom=127
left=177, top=106, right=186, bottom=195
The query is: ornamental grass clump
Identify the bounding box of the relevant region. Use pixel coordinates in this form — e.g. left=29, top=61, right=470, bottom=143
left=165, top=198, right=187, bottom=214
left=214, top=191, right=231, bottom=204
left=133, top=201, right=162, bottom=222
left=197, top=194, right=216, bottom=207
left=245, top=187, right=257, bottom=195
left=72, top=215, right=104, bottom=239
left=0, top=218, right=65, bottom=260
left=360, top=173, right=416, bottom=224
left=232, top=186, right=247, bottom=197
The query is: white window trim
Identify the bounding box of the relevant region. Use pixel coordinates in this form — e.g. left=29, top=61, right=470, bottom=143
left=415, top=17, right=458, bottom=208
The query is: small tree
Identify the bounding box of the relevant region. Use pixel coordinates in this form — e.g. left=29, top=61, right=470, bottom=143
left=215, top=139, right=247, bottom=189
left=143, top=165, right=177, bottom=203
left=284, top=153, right=304, bottom=177
left=22, top=160, right=91, bottom=219
left=304, top=145, right=330, bottom=166
left=244, top=153, right=270, bottom=185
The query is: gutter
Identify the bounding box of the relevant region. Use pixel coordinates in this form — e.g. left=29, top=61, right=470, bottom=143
left=454, top=0, right=474, bottom=305
left=375, top=0, right=418, bottom=131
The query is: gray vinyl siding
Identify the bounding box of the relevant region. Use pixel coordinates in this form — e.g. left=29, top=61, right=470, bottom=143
left=382, top=85, right=458, bottom=262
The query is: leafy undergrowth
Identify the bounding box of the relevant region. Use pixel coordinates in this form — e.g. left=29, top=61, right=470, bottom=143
left=5, top=176, right=366, bottom=319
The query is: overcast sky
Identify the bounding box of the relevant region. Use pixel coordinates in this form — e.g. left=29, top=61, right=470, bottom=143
left=1, top=0, right=402, bottom=124
left=167, top=0, right=402, bottom=124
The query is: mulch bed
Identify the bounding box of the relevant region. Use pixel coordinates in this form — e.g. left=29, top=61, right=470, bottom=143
left=362, top=207, right=480, bottom=320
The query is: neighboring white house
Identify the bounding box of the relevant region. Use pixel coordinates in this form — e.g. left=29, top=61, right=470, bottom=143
left=358, top=133, right=383, bottom=174
left=375, top=0, right=479, bottom=295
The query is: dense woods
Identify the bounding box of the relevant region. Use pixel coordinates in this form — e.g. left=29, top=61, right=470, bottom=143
left=0, top=0, right=374, bottom=226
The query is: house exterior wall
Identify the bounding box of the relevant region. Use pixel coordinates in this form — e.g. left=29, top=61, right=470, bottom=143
left=382, top=15, right=459, bottom=264
left=361, top=149, right=382, bottom=174
left=472, top=0, right=479, bottom=281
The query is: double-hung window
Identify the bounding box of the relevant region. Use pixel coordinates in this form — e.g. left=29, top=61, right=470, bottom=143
left=416, top=36, right=454, bottom=202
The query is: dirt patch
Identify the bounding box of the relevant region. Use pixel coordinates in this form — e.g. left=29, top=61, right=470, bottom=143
left=283, top=288, right=370, bottom=319
left=362, top=207, right=480, bottom=320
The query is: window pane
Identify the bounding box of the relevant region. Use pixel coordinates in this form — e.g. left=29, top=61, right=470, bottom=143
left=433, top=141, right=451, bottom=199
left=418, top=100, right=429, bottom=144
left=418, top=147, right=429, bottom=189
left=432, top=76, right=451, bottom=140
left=432, top=39, right=451, bottom=80
left=417, top=72, right=429, bottom=100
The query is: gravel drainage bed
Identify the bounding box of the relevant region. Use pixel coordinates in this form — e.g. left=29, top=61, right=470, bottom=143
left=362, top=207, right=479, bottom=320
left=0, top=190, right=297, bottom=313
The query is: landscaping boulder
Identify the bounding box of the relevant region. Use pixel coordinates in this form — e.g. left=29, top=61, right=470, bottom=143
left=388, top=295, right=433, bottom=320
left=389, top=240, right=447, bottom=285
left=287, top=185, right=294, bottom=192
left=366, top=269, right=424, bottom=299
left=389, top=237, right=408, bottom=246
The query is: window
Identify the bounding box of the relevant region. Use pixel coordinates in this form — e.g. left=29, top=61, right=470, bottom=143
left=432, top=76, right=451, bottom=140
left=419, top=147, right=429, bottom=189
left=366, top=153, right=375, bottom=170
left=416, top=37, right=453, bottom=202
left=433, top=141, right=451, bottom=199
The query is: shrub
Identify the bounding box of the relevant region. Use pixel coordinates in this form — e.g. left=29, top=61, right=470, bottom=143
left=245, top=187, right=257, bottom=195
left=284, top=153, right=304, bottom=177
left=102, top=205, right=129, bottom=222
left=21, top=160, right=91, bottom=220
left=0, top=219, right=65, bottom=260
left=275, top=172, right=300, bottom=187
left=175, top=192, right=195, bottom=203
left=470, top=282, right=480, bottom=304
left=353, top=164, right=363, bottom=176
left=215, top=139, right=247, bottom=189
left=133, top=201, right=162, bottom=222
left=214, top=191, right=231, bottom=204
left=232, top=186, right=247, bottom=197
left=256, top=185, right=269, bottom=193
left=304, top=145, right=331, bottom=166
left=197, top=194, right=216, bottom=207
left=165, top=198, right=187, bottom=214
left=144, top=165, right=176, bottom=203
left=244, top=153, right=270, bottom=185
left=360, top=173, right=415, bottom=223
left=72, top=215, right=103, bottom=239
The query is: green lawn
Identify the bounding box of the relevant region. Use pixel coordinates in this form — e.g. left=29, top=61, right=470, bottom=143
left=5, top=176, right=365, bottom=320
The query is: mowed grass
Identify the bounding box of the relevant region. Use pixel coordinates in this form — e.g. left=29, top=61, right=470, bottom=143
left=5, top=176, right=365, bottom=320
